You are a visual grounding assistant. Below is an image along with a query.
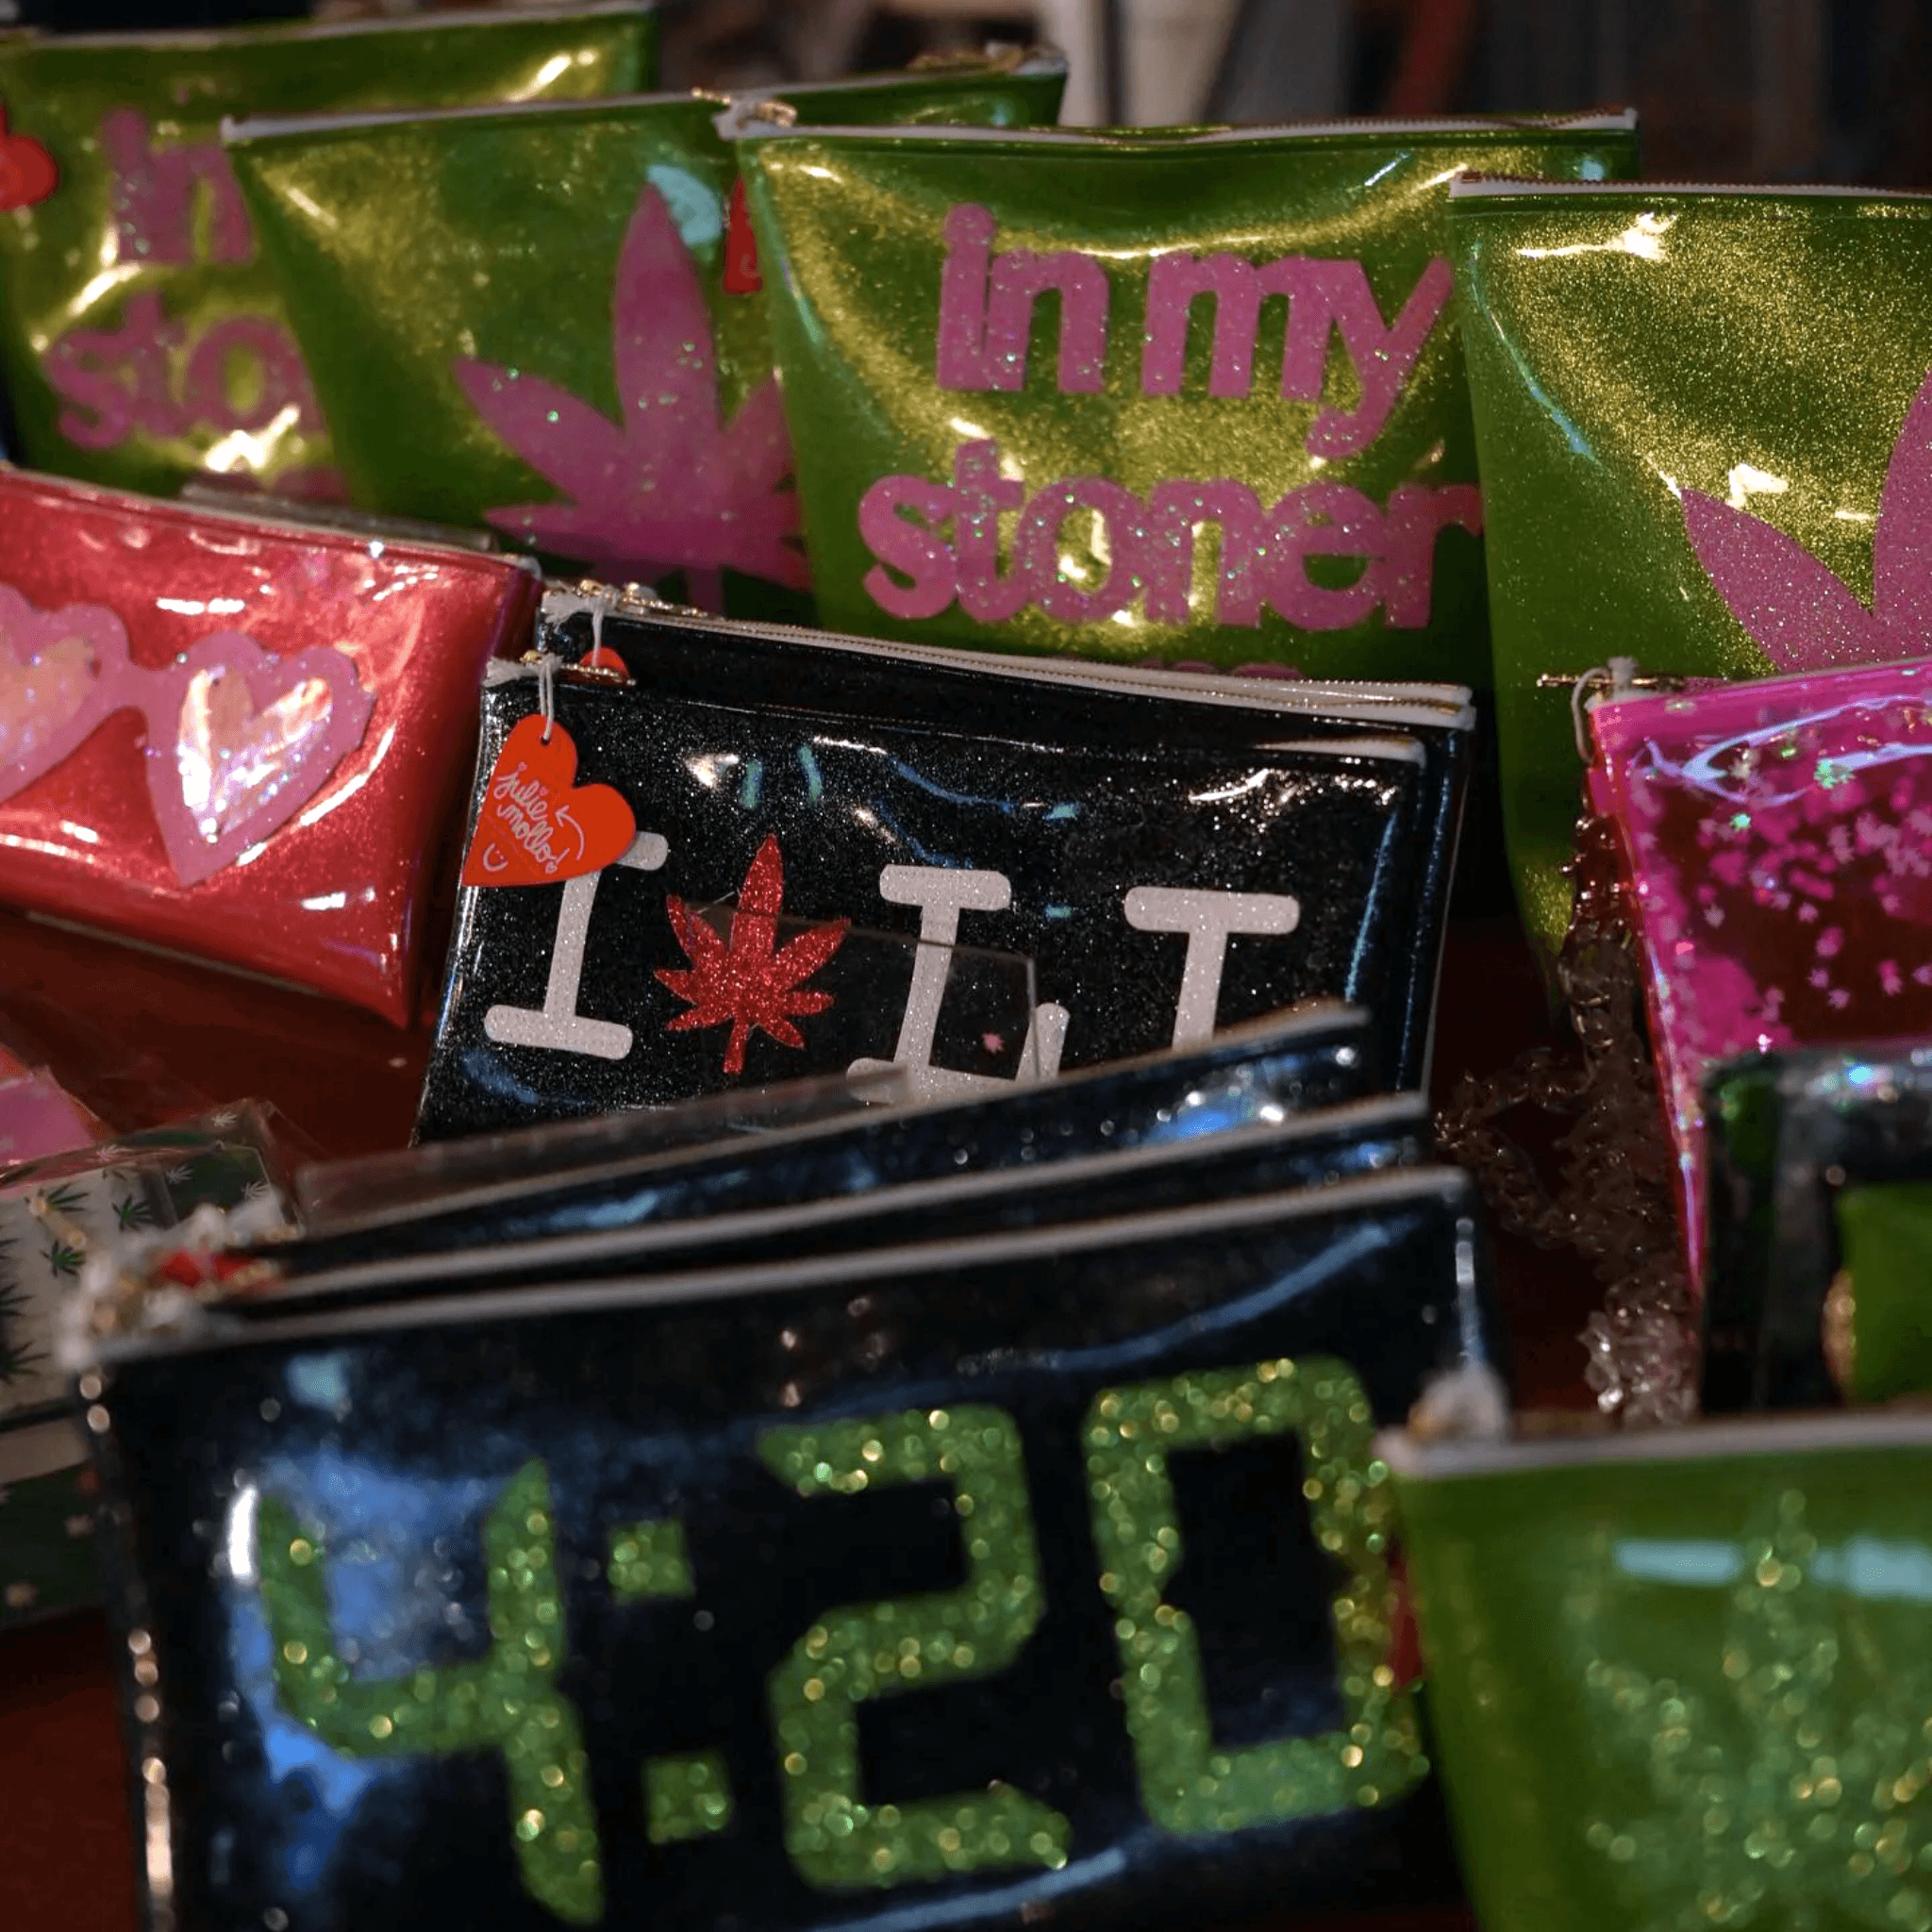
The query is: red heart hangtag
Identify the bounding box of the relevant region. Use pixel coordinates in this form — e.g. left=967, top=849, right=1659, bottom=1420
left=0, top=105, right=57, bottom=211
left=724, top=175, right=762, bottom=294
left=460, top=713, right=637, bottom=887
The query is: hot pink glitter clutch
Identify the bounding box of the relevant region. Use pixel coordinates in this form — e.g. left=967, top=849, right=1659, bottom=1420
left=1588, top=658, right=1932, bottom=1280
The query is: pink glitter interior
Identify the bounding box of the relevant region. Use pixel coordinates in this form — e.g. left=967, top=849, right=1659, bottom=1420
left=1589, top=658, right=1932, bottom=1284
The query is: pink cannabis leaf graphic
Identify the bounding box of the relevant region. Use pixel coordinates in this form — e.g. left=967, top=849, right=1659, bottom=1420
left=453, top=185, right=806, bottom=606
left=1686, top=366, right=1932, bottom=673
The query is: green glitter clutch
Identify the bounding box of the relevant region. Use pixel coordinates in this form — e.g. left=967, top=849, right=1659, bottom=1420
left=225, top=54, right=1066, bottom=618
left=1832, top=1183, right=1932, bottom=1406
left=1450, top=179, right=1932, bottom=963
left=1390, top=1414, right=1932, bottom=1932
left=0, top=6, right=656, bottom=502
left=727, top=112, right=1637, bottom=687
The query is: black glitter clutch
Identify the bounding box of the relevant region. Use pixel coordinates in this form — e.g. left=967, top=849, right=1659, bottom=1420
left=415, top=585, right=1471, bottom=1140
left=82, top=1158, right=1495, bottom=1932
left=1703, top=1041, right=1932, bottom=1411
left=284, top=1003, right=1378, bottom=1279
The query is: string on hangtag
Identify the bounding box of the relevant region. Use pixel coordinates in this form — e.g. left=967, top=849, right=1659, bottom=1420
left=537, top=651, right=558, bottom=744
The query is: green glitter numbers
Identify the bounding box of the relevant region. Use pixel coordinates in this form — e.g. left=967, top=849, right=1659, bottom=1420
left=609, top=1519, right=694, bottom=1604
left=647, top=1749, right=736, bottom=1843
left=258, top=1460, right=604, bottom=1924
left=1083, top=1358, right=1424, bottom=1834
left=758, top=1405, right=1071, bottom=1890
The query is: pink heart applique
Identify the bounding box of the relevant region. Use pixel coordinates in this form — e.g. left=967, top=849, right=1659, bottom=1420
left=142, top=632, right=373, bottom=886
left=0, top=584, right=130, bottom=802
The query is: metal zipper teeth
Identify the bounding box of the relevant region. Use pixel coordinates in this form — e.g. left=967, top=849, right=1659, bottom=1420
left=258, top=1093, right=1432, bottom=1302
left=1452, top=175, right=1932, bottom=203
left=1378, top=1404, right=1932, bottom=1482
left=2, top=460, right=525, bottom=567
left=227, top=49, right=1066, bottom=146
left=25, top=0, right=645, bottom=54
left=724, top=108, right=1637, bottom=143
left=91, top=1165, right=1474, bottom=1358
left=1592, top=658, right=1932, bottom=712
left=533, top=588, right=1475, bottom=731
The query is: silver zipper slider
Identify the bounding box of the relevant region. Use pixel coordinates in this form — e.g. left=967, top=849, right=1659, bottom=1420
left=1537, top=661, right=1690, bottom=761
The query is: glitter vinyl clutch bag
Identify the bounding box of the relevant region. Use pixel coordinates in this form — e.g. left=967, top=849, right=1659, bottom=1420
left=0, top=6, right=655, bottom=499
left=1586, top=657, right=1932, bottom=1280
left=1390, top=1411, right=1932, bottom=1932
left=0, top=468, right=540, bottom=1021
left=289, top=1004, right=1382, bottom=1278
left=225, top=54, right=1065, bottom=614
left=81, top=1152, right=1495, bottom=1932
left=415, top=584, right=1472, bottom=1140
left=219, top=1021, right=1416, bottom=1303
left=1702, top=1041, right=1932, bottom=1411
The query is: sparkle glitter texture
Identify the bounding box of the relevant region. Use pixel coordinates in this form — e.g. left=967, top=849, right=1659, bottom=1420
left=736, top=120, right=1636, bottom=689
left=258, top=1460, right=604, bottom=1924
left=1451, top=183, right=1932, bottom=967
left=758, top=1406, right=1072, bottom=1887
left=1083, top=1358, right=1423, bottom=1830
left=0, top=12, right=652, bottom=497
left=1576, top=1488, right=1932, bottom=1931
left=1395, top=1422, right=1932, bottom=1932
left=1588, top=658, right=1932, bottom=1281
left=608, top=1518, right=694, bottom=1604
left=647, top=1750, right=736, bottom=1843
left=225, top=66, right=1061, bottom=614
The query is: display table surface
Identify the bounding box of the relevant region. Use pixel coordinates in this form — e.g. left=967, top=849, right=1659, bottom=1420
left=0, top=901, right=1572, bottom=1931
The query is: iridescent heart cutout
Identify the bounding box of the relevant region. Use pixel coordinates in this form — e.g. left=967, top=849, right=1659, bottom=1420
left=143, top=632, right=374, bottom=886
left=0, top=584, right=130, bottom=801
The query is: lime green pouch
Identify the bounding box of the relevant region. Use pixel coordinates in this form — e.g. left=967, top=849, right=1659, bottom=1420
left=728, top=114, right=1636, bottom=683
left=225, top=53, right=1067, bottom=617
left=1831, top=1182, right=1932, bottom=1407
left=1451, top=179, right=1932, bottom=960
left=0, top=6, right=656, bottom=502
left=1390, top=1413, right=1932, bottom=1932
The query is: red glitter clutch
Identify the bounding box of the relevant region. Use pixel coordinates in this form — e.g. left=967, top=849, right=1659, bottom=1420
left=0, top=470, right=538, bottom=1022
left=1588, top=658, right=1932, bottom=1280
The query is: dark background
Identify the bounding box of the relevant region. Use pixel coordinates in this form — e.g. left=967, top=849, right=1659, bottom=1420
left=12, top=1, right=1927, bottom=186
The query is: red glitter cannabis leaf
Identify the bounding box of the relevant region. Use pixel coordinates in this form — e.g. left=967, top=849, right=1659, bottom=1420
left=656, top=836, right=847, bottom=1075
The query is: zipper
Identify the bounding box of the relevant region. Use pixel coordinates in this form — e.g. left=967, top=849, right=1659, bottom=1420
left=225, top=45, right=1065, bottom=148
left=82, top=1164, right=1474, bottom=1360
left=1452, top=175, right=1932, bottom=203
left=297, top=1002, right=1368, bottom=1239
left=533, top=579, right=1475, bottom=732
left=1379, top=1403, right=1932, bottom=1481
left=8, top=461, right=535, bottom=570
left=238, top=1091, right=1432, bottom=1305
left=226, top=86, right=706, bottom=147
left=176, top=481, right=506, bottom=556
left=719, top=105, right=1638, bottom=144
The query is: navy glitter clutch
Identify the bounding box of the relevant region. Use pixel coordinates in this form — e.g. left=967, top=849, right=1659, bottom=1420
left=81, top=1157, right=1496, bottom=1932
left=415, top=585, right=1471, bottom=1139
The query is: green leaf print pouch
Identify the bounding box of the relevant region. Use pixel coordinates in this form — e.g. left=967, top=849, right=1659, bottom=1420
left=0, top=6, right=657, bottom=504
left=225, top=52, right=1068, bottom=618
left=727, top=113, right=1636, bottom=684
left=1451, top=179, right=1932, bottom=964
